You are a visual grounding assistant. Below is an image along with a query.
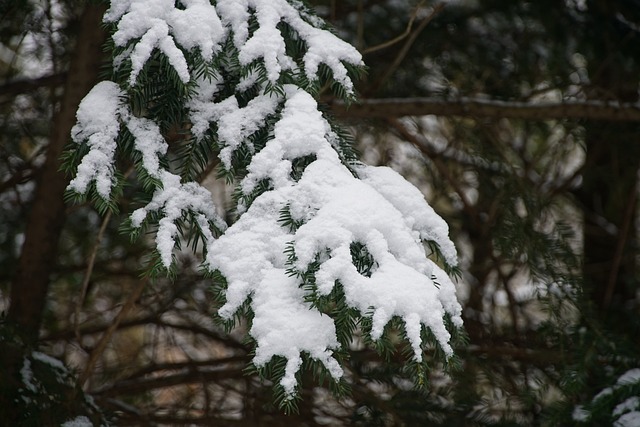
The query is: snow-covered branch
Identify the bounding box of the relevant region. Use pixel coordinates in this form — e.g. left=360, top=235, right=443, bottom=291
left=65, top=0, right=462, bottom=406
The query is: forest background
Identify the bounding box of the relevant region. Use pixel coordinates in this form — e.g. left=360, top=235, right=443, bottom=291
left=1, top=0, right=639, bottom=425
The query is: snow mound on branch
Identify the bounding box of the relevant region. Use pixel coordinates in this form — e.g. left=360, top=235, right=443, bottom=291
left=205, top=188, right=342, bottom=396
left=356, top=165, right=458, bottom=267
left=206, top=87, right=461, bottom=394
left=291, top=159, right=456, bottom=358
left=216, top=0, right=363, bottom=92
left=105, top=0, right=225, bottom=85
left=69, top=81, right=124, bottom=199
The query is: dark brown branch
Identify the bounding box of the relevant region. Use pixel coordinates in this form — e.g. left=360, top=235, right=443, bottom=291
left=114, top=414, right=248, bottom=427
left=93, top=366, right=246, bottom=397
left=331, top=97, right=640, bottom=122
left=121, top=356, right=250, bottom=381
left=43, top=315, right=248, bottom=352
left=0, top=72, right=67, bottom=102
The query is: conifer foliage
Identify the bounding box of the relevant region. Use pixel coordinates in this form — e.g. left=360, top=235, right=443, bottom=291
left=64, top=0, right=463, bottom=409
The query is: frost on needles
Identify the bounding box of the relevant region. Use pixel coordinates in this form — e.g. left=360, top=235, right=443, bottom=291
left=64, top=0, right=464, bottom=407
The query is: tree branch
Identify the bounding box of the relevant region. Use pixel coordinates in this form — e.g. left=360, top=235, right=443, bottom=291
left=92, top=365, right=246, bottom=397
left=331, top=97, right=640, bottom=122
left=0, top=72, right=67, bottom=102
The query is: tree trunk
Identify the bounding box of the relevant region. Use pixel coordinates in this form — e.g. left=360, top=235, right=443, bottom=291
left=8, top=4, right=106, bottom=344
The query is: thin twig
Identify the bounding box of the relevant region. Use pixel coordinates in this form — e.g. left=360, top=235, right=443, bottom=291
left=74, top=168, right=134, bottom=344
left=362, top=0, right=427, bottom=55
left=74, top=210, right=112, bottom=344
left=370, top=3, right=445, bottom=94
left=356, top=0, right=365, bottom=52
left=78, top=276, right=149, bottom=387
left=603, top=178, right=639, bottom=309
left=387, top=118, right=476, bottom=217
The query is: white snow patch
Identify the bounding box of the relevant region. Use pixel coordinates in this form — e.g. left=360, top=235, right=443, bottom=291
left=106, top=0, right=225, bottom=85
left=62, top=416, right=93, bottom=427
left=20, top=358, right=38, bottom=393
left=356, top=164, right=458, bottom=267
left=615, top=411, right=640, bottom=427
left=251, top=269, right=342, bottom=395
left=70, top=78, right=225, bottom=268
left=614, top=397, right=640, bottom=417
left=617, top=369, right=640, bottom=386
left=68, top=81, right=124, bottom=199
left=572, top=405, right=590, bottom=422
left=32, top=351, right=66, bottom=371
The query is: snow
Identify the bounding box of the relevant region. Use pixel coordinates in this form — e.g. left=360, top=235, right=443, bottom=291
left=251, top=269, right=343, bottom=395
left=32, top=351, right=66, bottom=371
left=613, top=397, right=640, bottom=417
left=592, top=386, right=613, bottom=401
left=126, top=116, right=168, bottom=178
left=20, top=358, right=37, bottom=393
left=617, top=369, right=640, bottom=386
left=572, top=405, right=590, bottom=422
left=576, top=368, right=640, bottom=424
left=61, top=416, right=93, bottom=427
left=68, top=81, right=124, bottom=199
left=130, top=171, right=225, bottom=267
left=356, top=165, right=458, bottom=267
left=216, top=93, right=282, bottom=169
left=106, top=0, right=225, bottom=85
left=105, top=0, right=361, bottom=89
left=72, top=84, right=225, bottom=269
left=616, top=411, right=640, bottom=427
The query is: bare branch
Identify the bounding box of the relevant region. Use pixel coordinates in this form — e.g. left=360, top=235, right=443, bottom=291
left=78, top=277, right=148, bottom=387
left=368, top=4, right=444, bottom=94
left=331, top=97, right=640, bottom=122
left=0, top=73, right=67, bottom=102
left=362, top=0, right=429, bottom=55
left=92, top=365, right=246, bottom=397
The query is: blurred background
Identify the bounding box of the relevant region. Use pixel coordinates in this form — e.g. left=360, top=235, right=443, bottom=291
left=1, top=0, right=639, bottom=425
